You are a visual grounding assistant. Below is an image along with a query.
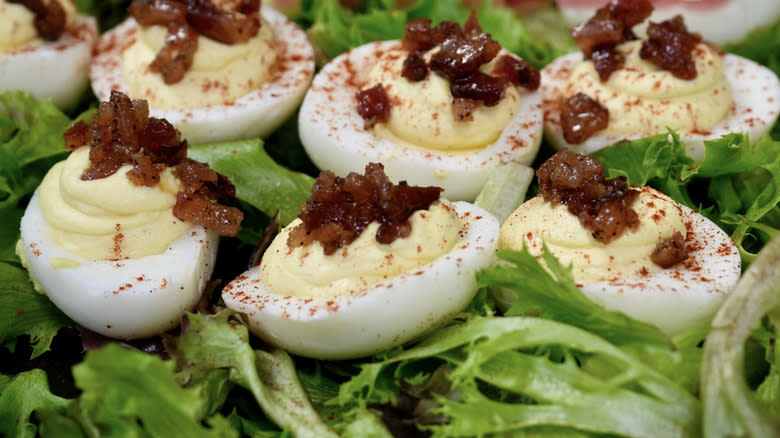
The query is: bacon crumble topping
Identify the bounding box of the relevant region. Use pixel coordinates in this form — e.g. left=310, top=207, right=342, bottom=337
left=559, top=92, right=609, bottom=145
left=356, top=12, right=539, bottom=127
left=11, top=0, right=67, bottom=41
left=537, top=149, right=639, bottom=245
left=128, top=0, right=261, bottom=84
left=287, top=163, right=442, bottom=255
left=63, top=90, right=243, bottom=237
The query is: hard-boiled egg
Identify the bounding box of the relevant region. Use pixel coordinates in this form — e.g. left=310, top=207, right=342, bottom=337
left=298, top=40, right=543, bottom=202
left=555, top=0, right=780, bottom=45
left=222, top=201, right=499, bottom=360
left=541, top=17, right=780, bottom=160
left=90, top=5, right=314, bottom=144
left=18, top=189, right=218, bottom=339
left=0, top=2, right=96, bottom=109
left=499, top=185, right=741, bottom=335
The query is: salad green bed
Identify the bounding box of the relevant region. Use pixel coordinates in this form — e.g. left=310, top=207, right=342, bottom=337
left=2, top=0, right=780, bottom=436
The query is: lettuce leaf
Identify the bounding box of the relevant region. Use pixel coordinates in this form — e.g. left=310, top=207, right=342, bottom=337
left=0, top=369, right=69, bottom=438
left=0, top=262, right=72, bottom=359
left=188, top=139, right=314, bottom=226
left=593, top=131, right=780, bottom=264
left=0, top=91, right=70, bottom=261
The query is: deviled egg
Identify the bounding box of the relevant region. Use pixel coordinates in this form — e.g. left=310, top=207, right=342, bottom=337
left=498, top=150, right=741, bottom=334
left=298, top=13, right=543, bottom=201
left=541, top=0, right=780, bottom=160
left=90, top=1, right=314, bottom=144
left=222, top=163, right=499, bottom=360
left=17, top=90, right=243, bottom=339
left=0, top=0, right=96, bottom=109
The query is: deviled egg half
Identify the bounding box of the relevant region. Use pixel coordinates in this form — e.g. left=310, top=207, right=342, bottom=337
left=222, top=163, right=499, bottom=360
left=298, top=13, right=543, bottom=201
left=90, top=0, right=314, bottom=144
left=541, top=0, right=780, bottom=160
left=17, top=90, right=243, bottom=339
left=498, top=150, right=741, bottom=335
left=0, top=0, right=96, bottom=109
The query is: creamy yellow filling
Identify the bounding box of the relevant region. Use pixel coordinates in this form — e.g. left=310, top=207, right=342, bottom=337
left=499, top=187, right=686, bottom=283
left=261, top=200, right=461, bottom=297
left=564, top=40, right=732, bottom=136
left=366, top=47, right=520, bottom=151
left=122, top=17, right=277, bottom=109
left=0, top=0, right=76, bottom=53
left=37, top=147, right=190, bottom=260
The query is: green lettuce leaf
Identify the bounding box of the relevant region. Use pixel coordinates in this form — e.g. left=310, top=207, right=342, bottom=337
left=163, top=311, right=337, bottom=438
left=701, top=234, right=780, bottom=438
left=0, top=262, right=72, bottom=358
left=478, top=247, right=672, bottom=349
left=188, top=139, right=314, bottom=226
left=0, top=369, right=69, bottom=438
left=594, top=131, right=780, bottom=264
left=71, top=343, right=238, bottom=437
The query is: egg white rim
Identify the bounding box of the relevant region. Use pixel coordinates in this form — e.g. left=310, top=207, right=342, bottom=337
left=579, top=204, right=741, bottom=335
left=0, top=15, right=97, bottom=109
left=90, top=6, right=314, bottom=144
left=222, top=201, right=500, bottom=360
left=19, top=189, right=219, bottom=340
left=540, top=51, right=780, bottom=160
left=298, top=40, right=543, bottom=202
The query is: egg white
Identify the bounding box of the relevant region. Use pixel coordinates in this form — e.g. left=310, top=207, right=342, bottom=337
left=221, top=201, right=499, bottom=360
left=541, top=51, right=780, bottom=160
left=19, top=189, right=219, bottom=339
left=497, top=202, right=741, bottom=335
left=90, top=6, right=314, bottom=144
left=297, top=40, right=543, bottom=202
left=0, top=15, right=96, bottom=109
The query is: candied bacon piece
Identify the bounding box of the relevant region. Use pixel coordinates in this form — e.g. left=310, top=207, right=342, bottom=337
left=402, top=18, right=434, bottom=53
left=559, top=93, right=609, bottom=144
left=186, top=0, right=260, bottom=45
left=128, top=0, right=186, bottom=26
left=356, top=84, right=391, bottom=129
left=149, top=21, right=199, bottom=85
left=10, top=0, right=66, bottom=41
left=537, top=149, right=639, bottom=244
left=651, top=231, right=688, bottom=268
left=288, top=163, right=442, bottom=255
left=640, top=15, right=702, bottom=80
left=402, top=53, right=427, bottom=82
left=451, top=72, right=507, bottom=107
left=571, top=12, right=624, bottom=59
left=591, top=45, right=624, bottom=82
left=453, top=98, right=477, bottom=121
left=62, top=90, right=242, bottom=237
left=494, top=55, right=540, bottom=91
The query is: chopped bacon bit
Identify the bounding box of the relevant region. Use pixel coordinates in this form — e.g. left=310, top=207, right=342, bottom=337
left=402, top=53, right=428, bottom=82
left=128, top=0, right=261, bottom=83
left=651, top=231, right=688, bottom=268
left=62, top=90, right=243, bottom=237
left=450, top=72, right=507, bottom=107
left=453, top=97, right=477, bottom=121
left=640, top=15, right=703, bottom=80
left=559, top=93, right=609, bottom=144
left=356, top=84, right=391, bottom=129
left=494, top=55, right=540, bottom=91
left=361, top=12, right=540, bottom=127
left=149, top=21, right=199, bottom=85
left=571, top=0, right=653, bottom=78
left=10, top=0, right=67, bottom=41
left=287, top=163, right=442, bottom=255
left=537, top=149, right=639, bottom=244
left=186, top=0, right=260, bottom=44
left=591, top=46, right=624, bottom=81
